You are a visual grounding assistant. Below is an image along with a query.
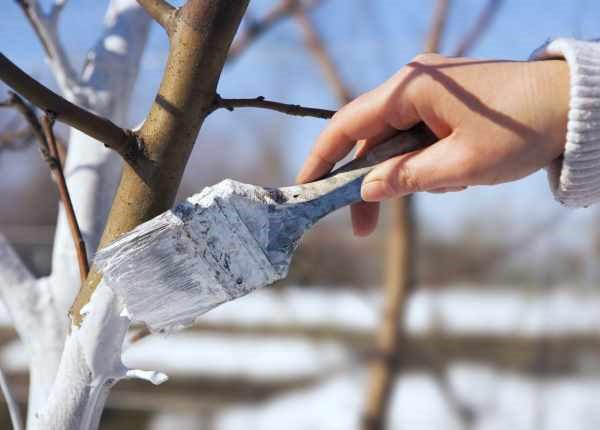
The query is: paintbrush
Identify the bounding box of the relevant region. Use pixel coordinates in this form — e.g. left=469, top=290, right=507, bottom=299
left=94, top=124, right=436, bottom=332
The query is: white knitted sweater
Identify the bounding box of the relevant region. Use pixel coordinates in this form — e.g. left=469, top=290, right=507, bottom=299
left=532, top=38, right=600, bottom=207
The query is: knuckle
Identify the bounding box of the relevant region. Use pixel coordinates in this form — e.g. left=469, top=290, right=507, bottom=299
left=395, top=162, right=421, bottom=193
left=410, top=52, right=444, bottom=66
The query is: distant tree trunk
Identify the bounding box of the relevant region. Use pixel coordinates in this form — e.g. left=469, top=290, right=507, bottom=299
left=361, top=197, right=414, bottom=430
left=361, top=1, right=449, bottom=428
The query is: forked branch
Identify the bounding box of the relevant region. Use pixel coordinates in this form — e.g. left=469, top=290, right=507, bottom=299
left=41, top=114, right=90, bottom=284
left=294, top=9, right=352, bottom=103
left=0, top=92, right=90, bottom=284
left=452, top=0, right=502, bottom=57
left=0, top=54, right=142, bottom=163
left=15, top=0, right=78, bottom=95
left=228, top=0, right=321, bottom=61
left=137, top=0, right=177, bottom=33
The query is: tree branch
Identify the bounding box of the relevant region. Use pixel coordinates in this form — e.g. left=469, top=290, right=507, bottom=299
left=15, top=0, right=78, bottom=96
left=294, top=8, right=352, bottom=104
left=70, top=0, right=250, bottom=324
left=0, top=367, right=23, bottom=430
left=49, top=0, right=69, bottom=21
left=1, top=92, right=90, bottom=285
left=210, top=94, right=335, bottom=119
left=228, top=0, right=321, bottom=62
left=0, top=54, right=142, bottom=163
left=41, top=114, right=90, bottom=284
left=452, top=0, right=502, bottom=57
left=423, top=0, right=450, bottom=53
left=0, top=92, right=46, bottom=149
left=137, top=0, right=176, bottom=33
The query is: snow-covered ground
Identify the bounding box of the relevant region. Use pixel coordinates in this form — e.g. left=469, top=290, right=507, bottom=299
left=2, top=285, right=600, bottom=429
left=214, top=367, right=600, bottom=430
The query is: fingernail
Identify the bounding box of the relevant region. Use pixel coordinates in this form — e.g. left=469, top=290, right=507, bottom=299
left=362, top=181, right=391, bottom=202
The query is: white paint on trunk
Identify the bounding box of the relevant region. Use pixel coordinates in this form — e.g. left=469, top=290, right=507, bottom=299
left=0, top=0, right=152, bottom=428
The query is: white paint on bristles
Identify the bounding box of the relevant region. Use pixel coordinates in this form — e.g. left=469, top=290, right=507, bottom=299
left=96, top=179, right=286, bottom=333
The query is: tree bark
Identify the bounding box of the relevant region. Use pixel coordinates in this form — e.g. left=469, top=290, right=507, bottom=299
left=71, top=0, right=250, bottom=325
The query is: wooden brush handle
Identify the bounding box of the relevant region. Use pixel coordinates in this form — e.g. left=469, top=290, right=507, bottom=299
left=278, top=123, right=437, bottom=224
left=324, top=122, right=437, bottom=178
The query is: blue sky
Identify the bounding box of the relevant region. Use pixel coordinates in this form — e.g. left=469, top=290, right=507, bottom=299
left=2, top=0, right=600, bottom=247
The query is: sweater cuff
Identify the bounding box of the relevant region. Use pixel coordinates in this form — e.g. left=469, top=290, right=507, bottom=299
left=531, top=38, right=600, bottom=207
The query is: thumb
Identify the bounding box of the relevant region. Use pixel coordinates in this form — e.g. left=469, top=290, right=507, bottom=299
left=361, top=133, right=469, bottom=201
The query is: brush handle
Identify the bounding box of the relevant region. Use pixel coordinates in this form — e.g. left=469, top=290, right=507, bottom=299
left=278, top=123, right=437, bottom=222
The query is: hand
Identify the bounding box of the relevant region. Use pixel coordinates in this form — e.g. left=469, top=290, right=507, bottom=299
left=296, top=54, right=569, bottom=236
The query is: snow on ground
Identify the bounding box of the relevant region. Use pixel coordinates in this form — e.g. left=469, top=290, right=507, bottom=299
left=123, top=333, right=350, bottom=379
left=215, top=368, right=600, bottom=430
left=195, top=285, right=600, bottom=335
left=2, top=285, right=600, bottom=375
left=2, top=285, right=600, bottom=429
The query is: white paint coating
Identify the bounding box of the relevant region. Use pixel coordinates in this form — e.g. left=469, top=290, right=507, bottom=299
left=0, top=1, right=151, bottom=429
left=103, top=35, right=128, bottom=55
left=96, top=180, right=286, bottom=332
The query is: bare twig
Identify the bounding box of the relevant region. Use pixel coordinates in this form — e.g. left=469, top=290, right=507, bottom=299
left=294, top=9, right=352, bottom=103
left=0, top=367, right=23, bottom=430
left=228, top=0, right=321, bottom=62
left=423, top=0, right=450, bottom=53
left=0, top=54, right=141, bottom=163
left=2, top=92, right=91, bottom=285
left=452, top=0, right=502, bottom=57
left=41, top=114, right=89, bottom=284
left=0, top=93, right=46, bottom=150
left=210, top=94, right=335, bottom=119
left=137, top=0, right=176, bottom=33
left=49, top=0, right=69, bottom=21
left=15, top=0, right=78, bottom=94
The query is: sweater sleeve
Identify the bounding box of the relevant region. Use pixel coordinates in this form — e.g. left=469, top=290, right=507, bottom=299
left=531, top=38, right=600, bottom=207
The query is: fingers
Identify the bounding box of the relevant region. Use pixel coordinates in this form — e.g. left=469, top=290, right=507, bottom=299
left=350, top=201, right=379, bottom=236
left=361, top=132, right=471, bottom=201
left=297, top=81, right=421, bottom=184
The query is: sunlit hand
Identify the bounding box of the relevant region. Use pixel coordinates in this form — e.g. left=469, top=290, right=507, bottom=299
left=297, top=54, right=569, bottom=236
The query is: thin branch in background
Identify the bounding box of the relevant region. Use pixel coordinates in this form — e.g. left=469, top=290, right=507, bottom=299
left=15, top=0, right=78, bottom=94
left=137, top=0, right=176, bottom=33
left=452, top=0, right=502, bottom=57
left=423, top=0, right=450, bottom=53
left=1, top=92, right=90, bottom=284
left=0, top=54, right=142, bottom=163
left=210, top=94, right=335, bottom=119
left=0, top=128, right=34, bottom=151
left=360, top=1, right=450, bottom=429
left=0, top=367, right=23, bottom=430
left=41, top=114, right=89, bottom=284
left=0, top=92, right=47, bottom=149
left=294, top=8, right=353, bottom=104
left=228, top=0, right=322, bottom=62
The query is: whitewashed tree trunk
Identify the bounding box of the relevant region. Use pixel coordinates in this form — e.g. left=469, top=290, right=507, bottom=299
left=0, top=1, right=153, bottom=428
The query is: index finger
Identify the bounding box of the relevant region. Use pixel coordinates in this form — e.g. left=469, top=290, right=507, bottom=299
left=296, top=88, right=394, bottom=183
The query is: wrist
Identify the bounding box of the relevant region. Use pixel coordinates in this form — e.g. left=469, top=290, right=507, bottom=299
left=528, top=59, right=570, bottom=157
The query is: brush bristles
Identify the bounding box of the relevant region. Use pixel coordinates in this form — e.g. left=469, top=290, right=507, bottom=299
left=94, top=184, right=283, bottom=333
